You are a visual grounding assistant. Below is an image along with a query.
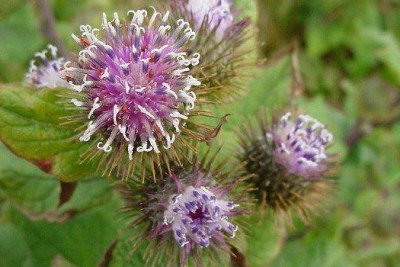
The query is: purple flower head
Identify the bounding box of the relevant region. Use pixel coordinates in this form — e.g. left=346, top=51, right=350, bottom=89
left=187, top=0, right=234, bottom=40
left=237, top=111, right=335, bottom=224
left=62, top=9, right=201, bottom=162
left=26, top=44, right=70, bottom=88
left=164, top=185, right=239, bottom=249
left=121, top=151, right=246, bottom=266
left=272, top=113, right=333, bottom=179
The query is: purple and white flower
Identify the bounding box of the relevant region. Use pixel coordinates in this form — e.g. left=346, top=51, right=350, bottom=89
left=272, top=113, right=333, bottom=179
left=62, top=9, right=201, bottom=159
left=122, top=153, right=245, bottom=266
left=26, top=44, right=70, bottom=88
left=237, top=111, right=335, bottom=224
left=164, top=185, right=239, bottom=248
left=187, top=0, right=234, bottom=40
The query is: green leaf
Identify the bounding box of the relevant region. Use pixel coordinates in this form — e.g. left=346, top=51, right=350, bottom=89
left=0, top=142, right=59, bottom=215
left=363, top=29, right=400, bottom=86
left=4, top=200, right=120, bottom=267
left=0, top=224, right=32, bottom=266
left=58, top=176, right=114, bottom=213
left=246, top=212, right=287, bottom=267
left=0, top=85, right=99, bottom=181
left=271, top=213, right=357, bottom=267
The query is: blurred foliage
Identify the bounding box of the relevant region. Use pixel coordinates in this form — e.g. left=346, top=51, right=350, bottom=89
left=0, top=0, right=400, bottom=266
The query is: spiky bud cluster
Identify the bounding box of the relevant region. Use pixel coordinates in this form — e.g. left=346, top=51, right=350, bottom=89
left=26, top=44, right=70, bottom=89
left=121, top=152, right=247, bottom=266
left=237, top=112, right=335, bottom=224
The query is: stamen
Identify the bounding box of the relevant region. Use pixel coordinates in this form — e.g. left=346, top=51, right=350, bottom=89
left=124, top=81, right=131, bottom=93
left=149, top=136, right=160, bottom=153
left=118, top=123, right=129, bottom=141
left=97, top=126, right=119, bottom=152
left=100, top=67, right=110, bottom=79
left=88, top=97, right=101, bottom=119
left=148, top=6, right=161, bottom=29
left=170, top=111, right=188, bottom=120
left=138, top=105, right=155, bottom=119
left=162, top=83, right=177, bottom=99
left=113, top=105, right=121, bottom=125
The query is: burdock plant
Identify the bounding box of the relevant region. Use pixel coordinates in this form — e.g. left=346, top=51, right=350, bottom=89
left=0, top=0, right=347, bottom=266
left=121, top=149, right=250, bottom=266
left=61, top=8, right=223, bottom=180
left=237, top=112, right=336, bottom=224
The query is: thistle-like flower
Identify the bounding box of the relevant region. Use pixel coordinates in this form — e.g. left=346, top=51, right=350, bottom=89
left=121, top=150, right=248, bottom=266
left=237, top=112, right=335, bottom=224
left=169, top=0, right=257, bottom=101
left=186, top=0, right=234, bottom=41
left=62, top=9, right=219, bottom=178
left=26, top=44, right=70, bottom=88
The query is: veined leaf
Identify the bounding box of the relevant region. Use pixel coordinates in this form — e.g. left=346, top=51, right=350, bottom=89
left=0, top=85, right=99, bottom=181
left=0, top=142, right=59, bottom=215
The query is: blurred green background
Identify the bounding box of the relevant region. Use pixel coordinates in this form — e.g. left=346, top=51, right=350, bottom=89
left=1, top=0, right=400, bottom=266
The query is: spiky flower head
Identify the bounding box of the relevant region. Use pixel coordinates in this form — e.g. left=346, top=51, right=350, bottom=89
left=169, top=0, right=257, bottom=102
left=272, top=113, right=333, bottom=179
left=121, top=151, right=248, bottom=266
left=187, top=0, right=234, bottom=41
left=237, top=111, right=335, bottom=224
left=61, top=9, right=220, bottom=178
left=26, top=44, right=70, bottom=88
